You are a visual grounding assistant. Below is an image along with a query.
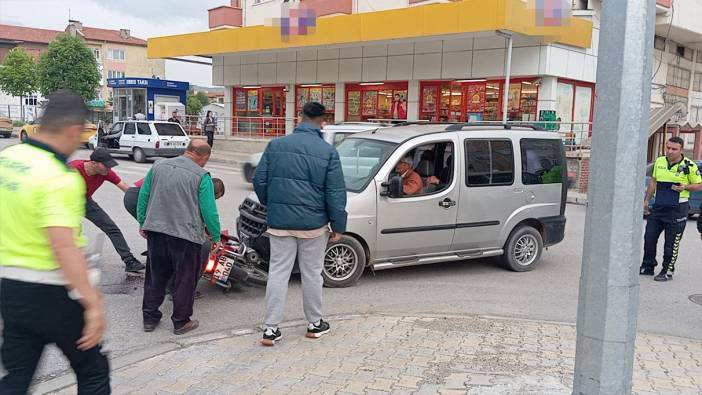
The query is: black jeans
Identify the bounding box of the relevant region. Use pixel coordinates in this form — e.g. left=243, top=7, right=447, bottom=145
left=86, top=199, right=135, bottom=262
left=642, top=202, right=689, bottom=274
left=205, top=131, right=214, bottom=148
left=143, top=232, right=201, bottom=329
left=0, top=279, right=110, bottom=394
left=123, top=187, right=140, bottom=221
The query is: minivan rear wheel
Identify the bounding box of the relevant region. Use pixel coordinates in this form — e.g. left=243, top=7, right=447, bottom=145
left=501, top=226, right=543, bottom=272
left=133, top=147, right=146, bottom=163
left=322, top=235, right=366, bottom=288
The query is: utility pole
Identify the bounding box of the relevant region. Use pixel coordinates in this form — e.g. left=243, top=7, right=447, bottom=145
left=573, top=0, right=656, bottom=394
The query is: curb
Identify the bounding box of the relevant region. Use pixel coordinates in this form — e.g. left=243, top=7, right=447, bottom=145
left=566, top=194, right=588, bottom=206
left=34, top=312, right=700, bottom=394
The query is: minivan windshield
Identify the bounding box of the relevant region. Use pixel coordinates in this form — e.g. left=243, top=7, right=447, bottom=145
left=336, top=138, right=397, bottom=192
left=154, top=123, right=186, bottom=136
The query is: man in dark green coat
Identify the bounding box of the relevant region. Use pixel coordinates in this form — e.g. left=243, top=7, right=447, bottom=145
left=254, top=102, right=347, bottom=346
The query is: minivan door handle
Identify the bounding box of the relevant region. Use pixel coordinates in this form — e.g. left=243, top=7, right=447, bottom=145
left=513, top=187, right=524, bottom=193
left=438, top=198, right=456, bottom=209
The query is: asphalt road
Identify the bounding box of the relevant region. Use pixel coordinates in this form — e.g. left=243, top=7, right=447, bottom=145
left=0, top=137, right=700, bottom=383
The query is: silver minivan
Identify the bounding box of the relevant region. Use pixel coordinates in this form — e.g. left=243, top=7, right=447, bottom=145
left=238, top=124, right=567, bottom=287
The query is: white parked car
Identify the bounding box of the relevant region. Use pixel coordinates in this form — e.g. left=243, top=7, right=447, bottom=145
left=242, top=122, right=391, bottom=182
left=91, top=120, right=191, bottom=163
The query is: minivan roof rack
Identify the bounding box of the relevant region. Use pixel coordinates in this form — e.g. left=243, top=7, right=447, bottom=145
left=444, top=122, right=545, bottom=131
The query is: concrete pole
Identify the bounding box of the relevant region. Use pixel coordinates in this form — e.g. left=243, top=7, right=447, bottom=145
left=572, top=0, right=656, bottom=394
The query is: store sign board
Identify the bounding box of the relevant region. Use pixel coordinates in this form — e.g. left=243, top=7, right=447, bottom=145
left=534, top=0, right=571, bottom=27
left=267, top=1, right=317, bottom=40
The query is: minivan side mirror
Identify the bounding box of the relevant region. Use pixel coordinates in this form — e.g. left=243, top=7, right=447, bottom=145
left=380, top=175, right=403, bottom=198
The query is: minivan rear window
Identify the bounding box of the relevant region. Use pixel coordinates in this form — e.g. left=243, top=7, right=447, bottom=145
left=154, top=123, right=186, bottom=136
left=520, top=139, right=565, bottom=185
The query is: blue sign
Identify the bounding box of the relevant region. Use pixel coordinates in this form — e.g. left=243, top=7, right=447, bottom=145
left=107, top=77, right=189, bottom=91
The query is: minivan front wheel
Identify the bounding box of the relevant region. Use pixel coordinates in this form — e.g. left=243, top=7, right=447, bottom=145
left=322, top=235, right=366, bottom=288
left=133, top=147, right=146, bottom=163
left=502, top=226, right=543, bottom=272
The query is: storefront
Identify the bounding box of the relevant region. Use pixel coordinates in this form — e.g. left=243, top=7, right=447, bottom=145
left=107, top=78, right=189, bottom=122
left=419, top=78, right=539, bottom=123
left=233, top=86, right=286, bottom=135
left=345, top=82, right=408, bottom=122
left=295, top=84, right=336, bottom=123
left=147, top=0, right=594, bottom=137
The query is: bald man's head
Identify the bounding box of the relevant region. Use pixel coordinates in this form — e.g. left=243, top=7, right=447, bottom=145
left=184, top=139, right=211, bottom=167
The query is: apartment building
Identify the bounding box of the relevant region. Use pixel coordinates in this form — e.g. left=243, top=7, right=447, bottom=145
left=0, top=22, right=165, bottom=119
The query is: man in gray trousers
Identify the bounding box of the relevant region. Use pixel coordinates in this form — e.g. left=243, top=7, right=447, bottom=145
left=254, top=102, right=347, bottom=346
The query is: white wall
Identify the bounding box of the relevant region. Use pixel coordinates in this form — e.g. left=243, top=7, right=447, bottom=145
left=354, top=0, right=407, bottom=13
left=214, top=36, right=592, bottom=85
left=245, top=0, right=284, bottom=27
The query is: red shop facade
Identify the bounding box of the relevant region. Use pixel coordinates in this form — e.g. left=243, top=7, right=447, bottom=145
left=345, top=82, right=409, bottom=122
left=232, top=86, right=286, bottom=136
left=419, top=78, right=540, bottom=123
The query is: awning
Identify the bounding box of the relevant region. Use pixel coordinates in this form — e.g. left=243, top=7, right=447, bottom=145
left=147, top=0, right=593, bottom=59
left=648, top=102, right=687, bottom=137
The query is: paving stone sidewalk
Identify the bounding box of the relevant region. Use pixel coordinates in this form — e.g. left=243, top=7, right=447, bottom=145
left=48, top=314, right=702, bottom=395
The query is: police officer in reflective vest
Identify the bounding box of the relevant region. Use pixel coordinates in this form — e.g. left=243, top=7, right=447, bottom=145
left=641, top=136, right=702, bottom=281
left=0, top=91, right=109, bottom=394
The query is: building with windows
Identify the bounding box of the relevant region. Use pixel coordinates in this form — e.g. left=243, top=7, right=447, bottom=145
left=649, top=0, right=702, bottom=161
left=0, top=22, right=165, bottom=120
left=149, top=0, right=597, bottom=139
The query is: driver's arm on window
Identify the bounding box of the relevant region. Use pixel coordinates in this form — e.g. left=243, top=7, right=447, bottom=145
left=403, top=172, right=423, bottom=195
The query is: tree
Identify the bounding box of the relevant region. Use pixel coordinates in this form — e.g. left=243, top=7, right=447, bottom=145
left=186, top=91, right=210, bottom=116
left=37, top=34, right=100, bottom=101
left=0, top=47, right=37, bottom=121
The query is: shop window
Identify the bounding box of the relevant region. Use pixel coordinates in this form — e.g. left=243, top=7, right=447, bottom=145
left=465, top=139, right=514, bottom=187
left=233, top=87, right=286, bottom=136
left=484, top=83, right=501, bottom=121
left=296, top=85, right=335, bottom=123
left=346, top=82, right=408, bottom=122
left=520, top=139, right=564, bottom=185
left=556, top=82, right=574, bottom=130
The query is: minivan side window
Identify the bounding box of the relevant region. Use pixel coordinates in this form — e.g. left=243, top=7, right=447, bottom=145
left=465, top=139, right=514, bottom=187
left=394, top=141, right=454, bottom=197
left=123, top=123, right=136, bottom=135
left=520, top=139, right=564, bottom=185
left=137, top=123, right=151, bottom=135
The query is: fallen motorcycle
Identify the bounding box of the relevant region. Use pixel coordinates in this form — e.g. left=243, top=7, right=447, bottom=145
left=201, top=233, right=268, bottom=292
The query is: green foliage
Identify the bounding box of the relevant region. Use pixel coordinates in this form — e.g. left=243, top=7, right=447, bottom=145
left=186, top=91, right=210, bottom=115
left=37, top=34, right=101, bottom=101
left=0, top=47, right=37, bottom=98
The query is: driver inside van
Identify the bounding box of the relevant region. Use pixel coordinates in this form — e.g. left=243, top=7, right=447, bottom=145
left=395, top=156, right=423, bottom=196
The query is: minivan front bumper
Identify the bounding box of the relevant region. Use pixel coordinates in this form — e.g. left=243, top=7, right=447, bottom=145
left=540, top=215, right=566, bottom=247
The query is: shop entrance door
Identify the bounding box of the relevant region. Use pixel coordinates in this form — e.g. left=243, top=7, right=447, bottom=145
left=261, top=88, right=285, bottom=136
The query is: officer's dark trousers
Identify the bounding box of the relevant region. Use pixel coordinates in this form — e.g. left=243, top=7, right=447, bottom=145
left=143, top=232, right=200, bottom=330
left=86, top=199, right=135, bottom=262
left=642, top=202, right=689, bottom=273
left=0, top=279, right=110, bottom=395
left=123, top=187, right=140, bottom=220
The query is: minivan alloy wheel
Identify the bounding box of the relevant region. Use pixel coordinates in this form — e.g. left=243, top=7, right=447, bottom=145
left=324, top=244, right=358, bottom=282
left=514, top=234, right=538, bottom=266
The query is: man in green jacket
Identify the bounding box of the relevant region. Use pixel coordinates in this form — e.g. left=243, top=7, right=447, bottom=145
left=137, top=139, right=222, bottom=335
